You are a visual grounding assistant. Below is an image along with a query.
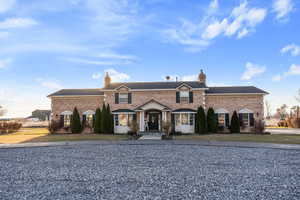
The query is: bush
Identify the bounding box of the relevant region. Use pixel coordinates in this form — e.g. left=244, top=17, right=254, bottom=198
left=196, top=106, right=207, bottom=134
left=207, top=107, right=218, bottom=133
left=230, top=111, right=240, bottom=133
left=0, top=122, right=22, bottom=134
left=130, top=120, right=139, bottom=135
left=48, top=120, right=60, bottom=134
left=162, top=120, right=171, bottom=136
left=70, top=107, right=82, bottom=134
left=254, top=120, right=265, bottom=134
left=292, top=118, right=300, bottom=128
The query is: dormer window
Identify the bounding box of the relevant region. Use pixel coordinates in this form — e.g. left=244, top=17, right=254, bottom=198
left=119, top=93, right=129, bottom=104
left=180, top=91, right=189, bottom=103
left=115, top=93, right=132, bottom=104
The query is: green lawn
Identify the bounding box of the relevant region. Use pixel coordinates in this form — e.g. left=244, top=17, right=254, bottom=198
left=174, top=134, right=300, bottom=144
left=0, top=128, right=129, bottom=144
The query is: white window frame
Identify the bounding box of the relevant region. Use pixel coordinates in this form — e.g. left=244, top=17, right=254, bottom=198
left=217, top=113, right=226, bottom=127
left=61, top=111, right=72, bottom=127
left=114, top=114, right=133, bottom=127
left=175, top=113, right=194, bottom=126
left=239, top=108, right=253, bottom=127
left=180, top=91, right=189, bottom=103
left=119, top=93, right=129, bottom=104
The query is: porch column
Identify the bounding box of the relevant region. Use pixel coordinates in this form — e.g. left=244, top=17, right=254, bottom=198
left=139, top=111, right=145, bottom=132
left=162, top=111, right=167, bottom=121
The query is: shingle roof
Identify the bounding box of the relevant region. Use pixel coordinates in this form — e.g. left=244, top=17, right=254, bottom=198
left=206, top=86, right=268, bottom=94
left=48, top=89, right=104, bottom=97
left=103, top=81, right=208, bottom=90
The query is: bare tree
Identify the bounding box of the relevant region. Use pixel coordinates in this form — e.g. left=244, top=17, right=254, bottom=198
left=0, top=106, right=7, bottom=117
left=275, top=104, right=288, bottom=120
left=265, top=100, right=271, bottom=119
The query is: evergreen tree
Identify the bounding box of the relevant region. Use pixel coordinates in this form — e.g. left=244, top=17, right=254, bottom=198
left=106, top=104, right=114, bottom=133
left=94, top=108, right=102, bottom=133
left=230, top=111, right=240, bottom=133
left=197, top=106, right=207, bottom=134
left=70, top=107, right=82, bottom=134
left=207, top=107, right=218, bottom=133
left=101, top=104, right=107, bottom=133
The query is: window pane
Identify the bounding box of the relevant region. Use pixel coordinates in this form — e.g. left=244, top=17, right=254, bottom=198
left=119, top=93, right=128, bottom=103
left=64, top=115, right=71, bottom=127
left=119, top=114, right=128, bottom=126
left=242, top=113, right=249, bottom=126
left=114, top=115, right=119, bottom=126
left=189, top=114, right=194, bottom=125
left=87, top=114, right=93, bottom=126
left=218, top=113, right=225, bottom=126
left=180, top=91, right=189, bottom=103
left=181, top=113, right=189, bottom=125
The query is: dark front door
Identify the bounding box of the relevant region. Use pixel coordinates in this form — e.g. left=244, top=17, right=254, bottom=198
left=148, top=113, right=159, bottom=131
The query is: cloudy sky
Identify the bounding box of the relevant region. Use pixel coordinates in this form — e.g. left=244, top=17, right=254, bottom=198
left=0, top=0, right=299, bottom=117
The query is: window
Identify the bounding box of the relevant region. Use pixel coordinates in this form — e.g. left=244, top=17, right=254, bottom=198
left=180, top=91, right=189, bottom=103
left=119, top=93, right=128, bottom=104
left=218, top=113, right=226, bottom=126
left=64, top=115, right=71, bottom=127
left=175, top=113, right=194, bottom=126
left=86, top=114, right=94, bottom=126
left=242, top=113, right=250, bottom=126
left=115, top=114, right=132, bottom=126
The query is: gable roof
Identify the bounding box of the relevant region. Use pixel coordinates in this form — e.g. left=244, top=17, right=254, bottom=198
left=48, top=89, right=104, bottom=97
left=103, top=81, right=208, bottom=90
left=135, top=99, right=171, bottom=111
left=206, top=86, right=268, bottom=94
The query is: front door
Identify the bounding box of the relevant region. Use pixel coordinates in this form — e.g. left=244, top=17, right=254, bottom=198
left=148, top=113, right=159, bottom=131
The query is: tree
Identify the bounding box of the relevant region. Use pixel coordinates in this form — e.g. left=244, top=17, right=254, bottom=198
left=101, top=104, right=107, bottom=133
left=106, top=104, right=114, bottom=133
left=196, top=106, right=206, bottom=134
left=94, top=108, right=102, bottom=133
left=275, top=104, right=288, bottom=120
left=70, top=107, right=82, bottom=134
left=0, top=106, right=7, bottom=117
left=207, top=107, right=218, bottom=133
left=265, top=100, right=271, bottom=119
left=230, top=111, right=240, bottom=133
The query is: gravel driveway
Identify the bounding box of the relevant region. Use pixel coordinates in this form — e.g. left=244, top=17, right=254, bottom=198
left=0, top=143, right=300, bottom=200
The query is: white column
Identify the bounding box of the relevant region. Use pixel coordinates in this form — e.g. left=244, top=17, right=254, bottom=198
left=139, top=111, right=145, bottom=132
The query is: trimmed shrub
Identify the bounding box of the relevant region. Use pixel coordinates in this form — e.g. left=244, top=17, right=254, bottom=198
left=0, top=122, right=22, bottom=134
left=48, top=120, right=60, bottom=134
left=106, top=104, right=114, bottom=133
left=101, top=104, right=107, bottom=133
left=196, top=106, right=206, bottom=134
left=94, top=108, right=102, bottom=133
left=230, top=111, right=240, bottom=133
left=70, top=107, right=82, bottom=134
left=254, top=119, right=265, bottom=134
left=207, top=107, right=218, bottom=133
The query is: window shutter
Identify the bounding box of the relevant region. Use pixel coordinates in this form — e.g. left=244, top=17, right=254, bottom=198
left=189, top=91, right=193, bottom=103
left=215, top=114, right=219, bottom=126
left=133, top=113, right=137, bottom=121
left=249, top=113, right=254, bottom=126
left=176, top=92, right=180, bottom=103
left=115, top=93, right=119, bottom=104
left=225, top=113, right=229, bottom=127
left=59, top=115, right=64, bottom=128
left=239, top=113, right=243, bottom=126
left=92, top=114, right=95, bottom=128
left=128, top=93, right=132, bottom=104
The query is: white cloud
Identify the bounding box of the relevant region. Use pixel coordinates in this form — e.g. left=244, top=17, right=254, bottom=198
left=209, top=0, right=219, bottom=13
left=105, top=68, right=130, bottom=82
left=64, top=57, right=133, bottom=65
left=92, top=73, right=102, bottom=79
left=241, top=62, right=266, bottom=80
left=273, top=0, right=293, bottom=20
left=0, top=18, right=38, bottom=29
left=36, top=78, right=63, bottom=90
left=0, top=58, right=13, bottom=69
left=281, top=44, right=300, bottom=56
left=272, top=74, right=282, bottom=82
left=272, top=64, right=300, bottom=81
left=96, top=52, right=138, bottom=61
left=0, top=0, right=15, bottom=13
left=164, top=0, right=267, bottom=52
left=0, top=31, right=9, bottom=39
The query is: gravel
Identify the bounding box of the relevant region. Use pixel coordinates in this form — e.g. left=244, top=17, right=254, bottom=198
left=0, top=143, right=300, bottom=200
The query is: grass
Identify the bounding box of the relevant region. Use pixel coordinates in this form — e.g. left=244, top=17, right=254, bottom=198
left=0, top=128, right=129, bottom=144
left=174, top=134, right=300, bottom=144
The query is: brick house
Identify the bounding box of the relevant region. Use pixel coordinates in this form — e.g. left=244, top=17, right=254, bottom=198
left=48, top=70, right=268, bottom=134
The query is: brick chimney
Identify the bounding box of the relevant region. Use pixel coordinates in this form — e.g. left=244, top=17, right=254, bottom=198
left=104, top=72, right=111, bottom=88
left=198, top=69, right=206, bottom=83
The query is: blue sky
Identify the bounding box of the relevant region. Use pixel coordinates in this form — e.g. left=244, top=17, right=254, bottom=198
left=0, top=0, right=299, bottom=117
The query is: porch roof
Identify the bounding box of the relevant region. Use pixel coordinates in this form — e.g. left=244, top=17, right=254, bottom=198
left=135, top=99, right=171, bottom=111
left=112, top=109, right=135, bottom=113
left=172, top=108, right=196, bottom=113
